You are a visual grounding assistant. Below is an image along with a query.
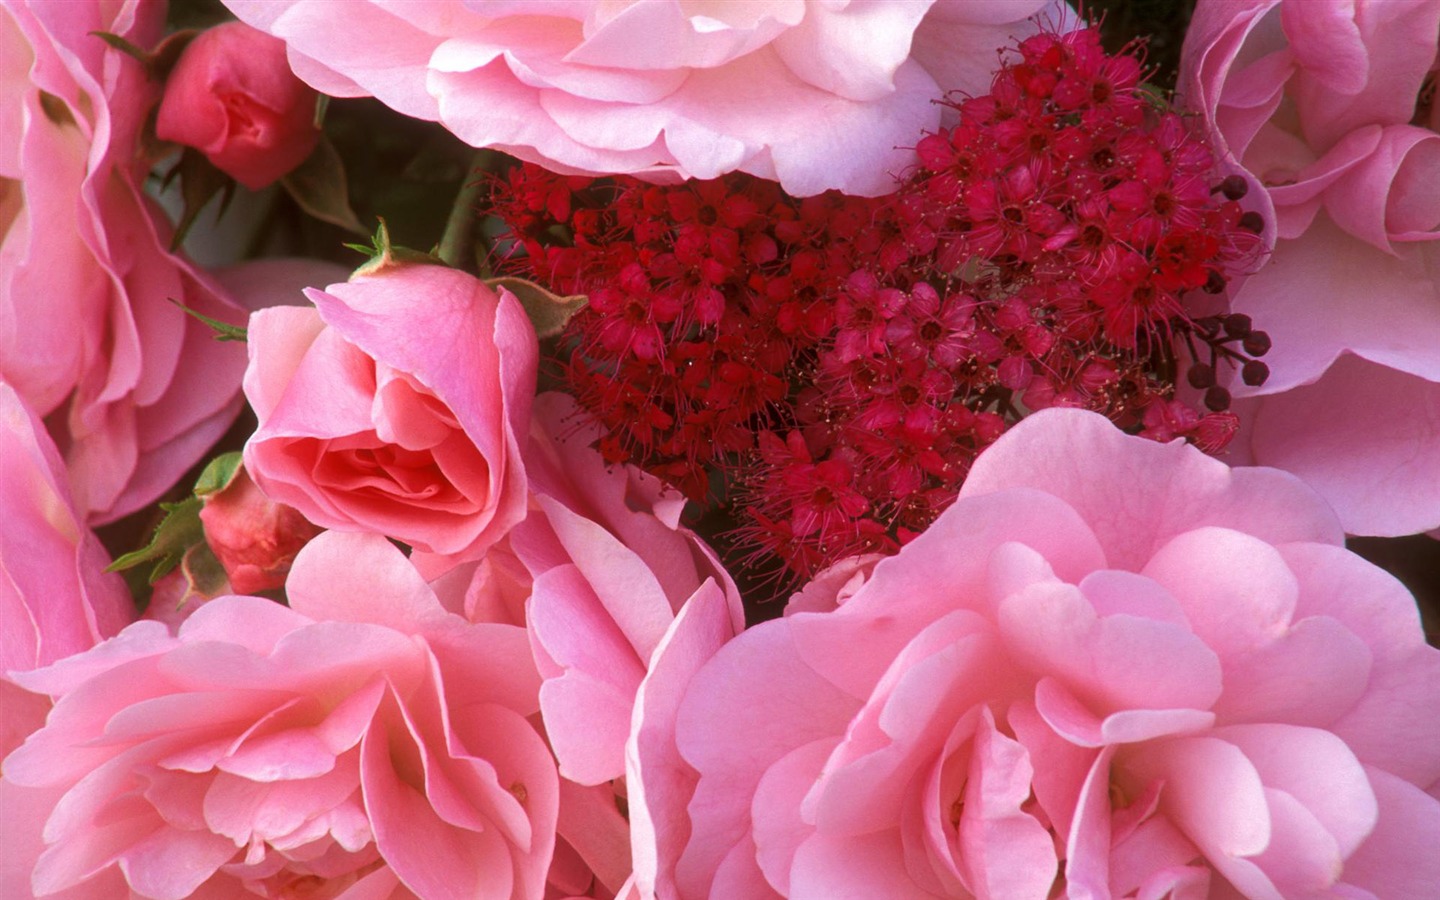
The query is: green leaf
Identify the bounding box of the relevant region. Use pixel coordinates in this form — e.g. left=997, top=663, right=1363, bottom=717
left=281, top=136, right=367, bottom=234
left=168, top=298, right=247, bottom=342
left=194, top=451, right=244, bottom=497
left=485, top=276, right=588, bottom=340
left=169, top=148, right=232, bottom=251
left=89, top=30, right=149, bottom=63
left=1136, top=82, right=1172, bottom=111
left=106, top=497, right=205, bottom=584
left=90, top=29, right=197, bottom=81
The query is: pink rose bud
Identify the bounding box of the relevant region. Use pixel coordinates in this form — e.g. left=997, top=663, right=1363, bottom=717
left=155, top=21, right=320, bottom=189
left=199, top=466, right=322, bottom=594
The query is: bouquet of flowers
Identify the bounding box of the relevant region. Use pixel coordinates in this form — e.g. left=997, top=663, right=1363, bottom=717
left=3, top=1, right=1438, bottom=898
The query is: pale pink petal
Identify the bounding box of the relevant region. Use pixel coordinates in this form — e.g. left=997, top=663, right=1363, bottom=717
left=1141, top=527, right=1298, bottom=657
left=1214, top=723, right=1376, bottom=859
left=751, top=737, right=833, bottom=894
left=789, top=829, right=938, bottom=900
left=285, top=531, right=448, bottom=633
left=1230, top=217, right=1440, bottom=391
left=1123, top=736, right=1271, bottom=869
left=1246, top=357, right=1440, bottom=535
left=789, top=487, right=1107, bottom=698
left=674, top=620, right=859, bottom=898
left=626, top=581, right=735, bottom=900
left=962, top=408, right=1344, bottom=569
left=955, top=710, right=1057, bottom=900
left=1339, top=767, right=1440, bottom=899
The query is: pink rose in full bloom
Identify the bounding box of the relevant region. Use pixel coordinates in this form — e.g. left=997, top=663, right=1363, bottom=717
left=1179, top=0, right=1440, bottom=536
left=0, top=0, right=250, bottom=522
left=222, top=0, right=1074, bottom=197
left=243, top=263, right=537, bottom=567
left=633, top=409, right=1440, bottom=898
left=156, top=21, right=320, bottom=190
left=1, top=531, right=560, bottom=899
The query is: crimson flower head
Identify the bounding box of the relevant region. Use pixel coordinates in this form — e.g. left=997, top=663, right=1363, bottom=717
left=489, top=23, right=1269, bottom=588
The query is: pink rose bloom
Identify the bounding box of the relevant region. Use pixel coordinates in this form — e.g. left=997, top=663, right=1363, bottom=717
left=0, top=382, right=134, bottom=682
left=634, top=409, right=1440, bottom=898
left=222, top=0, right=1074, bottom=197
left=1, top=530, right=560, bottom=899
left=506, top=393, right=744, bottom=787
left=0, top=0, right=249, bottom=522
left=155, top=21, right=320, bottom=190
left=1179, top=0, right=1440, bottom=536
left=243, top=263, right=537, bottom=566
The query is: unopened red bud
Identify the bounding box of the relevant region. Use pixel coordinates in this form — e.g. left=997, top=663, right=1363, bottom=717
left=1222, top=313, right=1252, bottom=337
left=1204, top=385, right=1232, bottom=411
left=1242, top=359, right=1270, bottom=386
left=1215, top=175, right=1249, bottom=200
left=155, top=22, right=320, bottom=189
left=1239, top=211, right=1265, bottom=233
left=199, top=467, right=323, bottom=594
left=1242, top=330, right=1271, bottom=357
left=1187, top=363, right=1216, bottom=389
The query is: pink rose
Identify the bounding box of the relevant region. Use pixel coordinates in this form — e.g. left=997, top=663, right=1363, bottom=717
left=0, top=382, right=134, bottom=681
left=0, top=380, right=134, bottom=897
left=1, top=531, right=560, bottom=899
left=1179, top=0, right=1440, bottom=536
left=243, top=263, right=537, bottom=566
left=634, top=409, right=1440, bottom=898
left=0, top=0, right=250, bottom=523
left=508, top=393, right=744, bottom=786
left=156, top=21, right=320, bottom=190
left=222, top=0, right=1074, bottom=197
left=200, top=464, right=324, bottom=594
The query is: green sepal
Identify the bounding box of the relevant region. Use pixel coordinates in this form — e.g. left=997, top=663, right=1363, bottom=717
left=106, top=496, right=204, bottom=584
left=193, top=451, right=244, bottom=498
left=485, top=276, right=588, bottom=339
left=168, top=298, right=247, bottom=342
left=351, top=219, right=444, bottom=276
left=281, top=136, right=367, bottom=234
left=180, top=542, right=229, bottom=599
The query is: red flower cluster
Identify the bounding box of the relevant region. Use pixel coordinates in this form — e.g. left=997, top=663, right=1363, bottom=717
left=487, top=25, right=1267, bottom=586
left=490, top=168, right=885, bottom=501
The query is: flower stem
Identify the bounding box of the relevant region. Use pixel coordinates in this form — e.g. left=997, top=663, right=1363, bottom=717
left=437, top=150, right=498, bottom=270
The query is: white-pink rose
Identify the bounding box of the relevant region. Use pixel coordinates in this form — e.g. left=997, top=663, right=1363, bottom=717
left=632, top=409, right=1440, bottom=898
left=222, top=0, right=1074, bottom=197
left=0, top=0, right=250, bottom=522
left=1, top=531, right=559, bottom=899
left=1179, top=0, right=1440, bottom=536
left=243, top=263, right=537, bottom=566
